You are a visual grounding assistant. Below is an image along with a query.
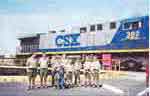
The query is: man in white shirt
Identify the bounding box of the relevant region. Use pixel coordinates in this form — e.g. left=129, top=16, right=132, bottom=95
left=51, top=55, right=60, bottom=87
left=74, top=58, right=82, bottom=86
left=53, top=55, right=66, bottom=89
left=39, top=53, right=49, bottom=88
left=26, top=54, right=38, bottom=90
left=84, top=55, right=92, bottom=87
left=63, top=56, right=74, bottom=86
left=91, top=55, right=102, bottom=87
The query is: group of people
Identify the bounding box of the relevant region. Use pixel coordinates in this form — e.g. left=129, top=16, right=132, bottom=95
left=26, top=53, right=102, bottom=90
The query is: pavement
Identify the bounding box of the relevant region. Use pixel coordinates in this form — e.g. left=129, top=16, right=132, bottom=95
left=0, top=71, right=148, bottom=96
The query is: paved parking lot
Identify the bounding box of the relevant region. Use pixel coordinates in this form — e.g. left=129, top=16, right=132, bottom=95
left=0, top=71, right=147, bottom=96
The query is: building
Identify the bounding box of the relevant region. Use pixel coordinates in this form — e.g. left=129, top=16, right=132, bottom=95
left=18, top=33, right=43, bottom=53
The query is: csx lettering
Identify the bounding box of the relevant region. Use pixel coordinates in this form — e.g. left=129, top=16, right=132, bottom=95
left=55, top=34, right=80, bottom=47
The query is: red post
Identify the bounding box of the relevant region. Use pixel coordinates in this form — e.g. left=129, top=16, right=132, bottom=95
left=146, top=63, right=149, bottom=87
left=102, top=54, right=112, bottom=70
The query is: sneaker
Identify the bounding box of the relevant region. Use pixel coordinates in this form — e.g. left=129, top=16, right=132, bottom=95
left=38, top=85, right=43, bottom=88
left=32, top=85, right=35, bottom=89
left=43, top=85, right=48, bottom=88
left=98, top=84, right=103, bottom=87
left=27, top=86, right=31, bottom=91
left=95, top=85, right=98, bottom=88
left=81, top=84, right=84, bottom=87
left=91, top=84, right=95, bottom=87
left=84, top=84, right=88, bottom=87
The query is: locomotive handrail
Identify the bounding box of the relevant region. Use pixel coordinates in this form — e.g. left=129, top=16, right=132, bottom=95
left=31, top=48, right=149, bottom=55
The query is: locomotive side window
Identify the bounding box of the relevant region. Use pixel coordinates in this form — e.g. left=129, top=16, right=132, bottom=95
left=110, top=22, right=116, bottom=29
left=124, top=23, right=130, bottom=29
left=97, top=24, right=103, bottom=30
left=138, top=21, right=143, bottom=28
left=49, top=30, right=56, bottom=33
left=123, top=21, right=143, bottom=30
left=80, top=27, right=87, bottom=33
left=60, top=29, right=65, bottom=32
left=132, top=21, right=139, bottom=29
left=90, top=25, right=95, bottom=31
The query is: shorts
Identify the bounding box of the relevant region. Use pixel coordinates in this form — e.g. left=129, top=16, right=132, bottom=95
left=92, top=69, right=99, bottom=80
left=85, top=70, right=91, bottom=80
left=66, top=71, right=73, bottom=82
left=27, top=68, right=37, bottom=78
left=40, top=68, right=48, bottom=78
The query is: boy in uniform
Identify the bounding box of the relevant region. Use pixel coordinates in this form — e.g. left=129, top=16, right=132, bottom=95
left=64, top=57, right=73, bottom=86
left=58, top=64, right=65, bottom=89
left=39, top=53, right=49, bottom=88
left=91, top=55, right=102, bottom=87
left=84, top=55, right=92, bottom=87
left=26, top=54, right=38, bottom=90
left=54, top=55, right=65, bottom=89
left=51, top=55, right=60, bottom=87
left=74, top=58, right=82, bottom=86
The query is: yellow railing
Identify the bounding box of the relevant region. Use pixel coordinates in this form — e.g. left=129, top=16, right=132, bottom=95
left=34, top=48, right=149, bottom=55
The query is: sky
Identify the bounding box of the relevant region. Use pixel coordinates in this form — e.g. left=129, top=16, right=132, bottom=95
left=0, top=0, right=149, bottom=54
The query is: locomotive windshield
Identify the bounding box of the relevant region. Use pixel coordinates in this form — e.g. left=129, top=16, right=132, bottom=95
left=122, top=20, right=143, bottom=30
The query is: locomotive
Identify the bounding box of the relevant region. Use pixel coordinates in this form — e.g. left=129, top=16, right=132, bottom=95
left=38, top=16, right=149, bottom=71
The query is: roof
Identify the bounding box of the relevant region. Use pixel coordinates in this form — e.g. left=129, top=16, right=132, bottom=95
left=17, top=32, right=46, bottom=39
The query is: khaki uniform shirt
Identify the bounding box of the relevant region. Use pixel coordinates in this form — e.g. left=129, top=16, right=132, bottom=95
left=26, top=57, right=37, bottom=68
left=91, top=61, right=101, bottom=71
left=39, top=57, right=49, bottom=68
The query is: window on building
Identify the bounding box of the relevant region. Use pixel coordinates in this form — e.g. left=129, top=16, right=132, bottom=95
left=29, top=45, right=31, bottom=52
left=21, top=45, right=24, bottom=52
left=97, top=24, right=103, bottom=30
left=27, top=46, right=30, bottom=52
left=110, top=22, right=116, bottom=29
left=24, top=45, right=27, bottom=53
left=35, top=44, right=38, bottom=48
left=90, top=25, right=95, bottom=31
left=80, top=27, right=87, bottom=33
